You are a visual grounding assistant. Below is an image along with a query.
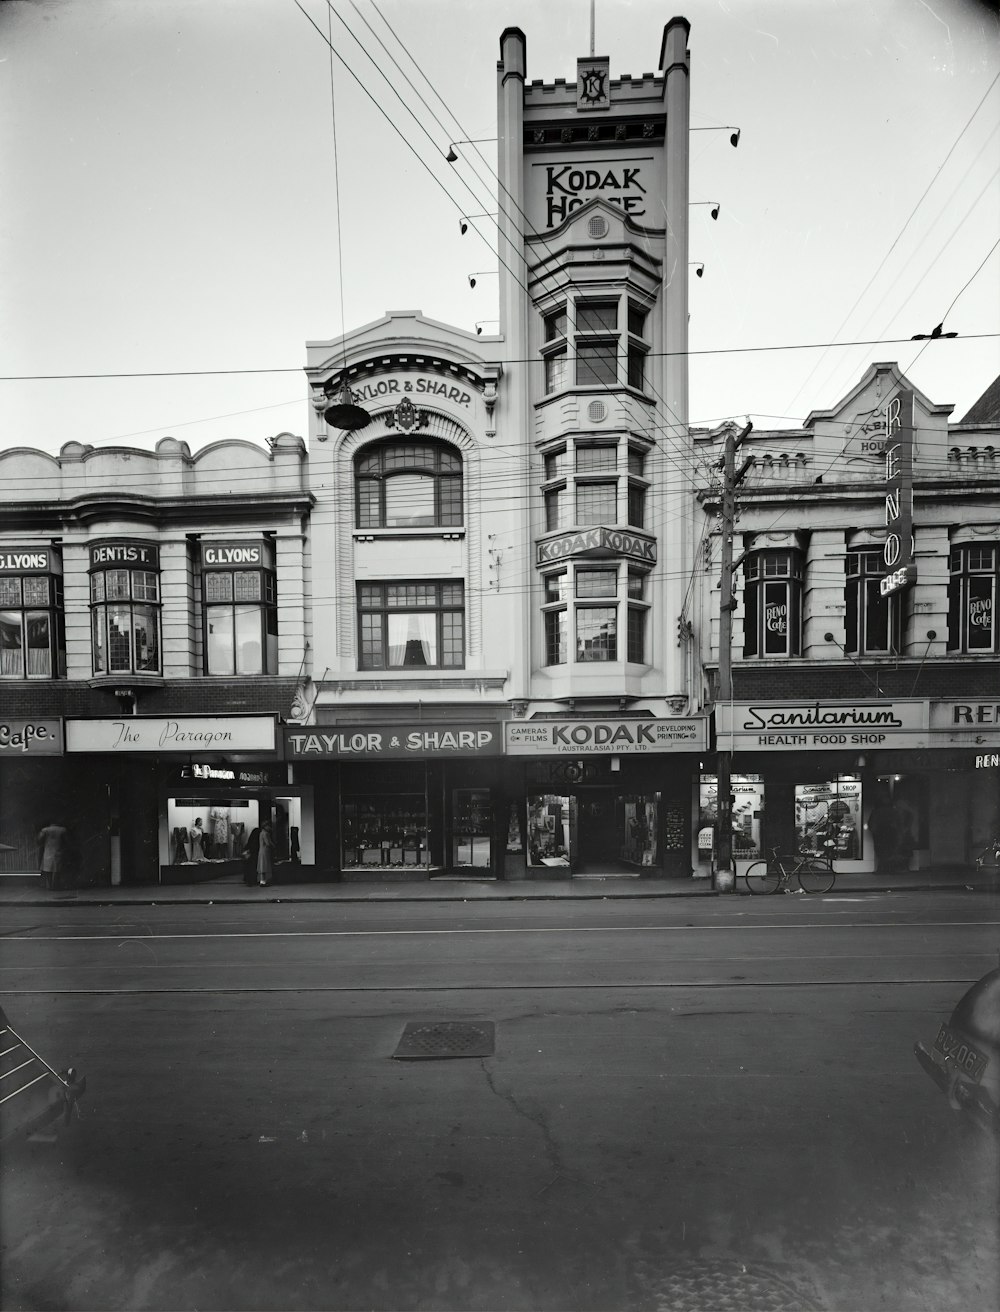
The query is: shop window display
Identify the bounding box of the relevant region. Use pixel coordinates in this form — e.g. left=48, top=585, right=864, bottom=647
left=168, top=798, right=257, bottom=864
left=342, top=794, right=429, bottom=869
left=526, top=794, right=575, bottom=867
left=699, top=775, right=764, bottom=865
left=794, top=779, right=862, bottom=859
left=618, top=794, right=659, bottom=867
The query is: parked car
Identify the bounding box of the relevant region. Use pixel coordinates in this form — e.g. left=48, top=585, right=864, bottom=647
left=914, top=968, right=1000, bottom=1135
left=0, top=1003, right=86, bottom=1143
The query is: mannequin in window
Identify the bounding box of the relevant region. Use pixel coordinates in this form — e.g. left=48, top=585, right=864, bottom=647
left=189, top=817, right=206, bottom=862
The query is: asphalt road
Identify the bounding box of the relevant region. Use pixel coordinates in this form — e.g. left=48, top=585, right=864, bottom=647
left=1, top=890, right=998, bottom=1312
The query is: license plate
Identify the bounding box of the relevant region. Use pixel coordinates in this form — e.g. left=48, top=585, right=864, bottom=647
left=933, top=1025, right=988, bottom=1081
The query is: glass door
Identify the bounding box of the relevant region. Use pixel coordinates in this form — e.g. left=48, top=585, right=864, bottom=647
left=451, top=789, right=492, bottom=870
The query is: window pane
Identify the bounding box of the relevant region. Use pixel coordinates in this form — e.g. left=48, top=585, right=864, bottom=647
left=544, top=571, right=569, bottom=603
left=441, top=611, right=464, bottom=667
left=440, top=583, right=464, bottom=607
left=544, top=450, right=567, bottom=481
left=576, top=482, right=617, bottom=525
left=22, top=577, right=49, bottom=606
left=762, top=581, right=790, bottom=656
left=439, top=476, right=463, bottom=526
left=577, top=606, right=617, bottom=661
left=576, top=342, right=617, bottom=386
left=92, top=609, right=107, bottom=673
left=105, top=569, right=130, bottom=600
left=545, top=610, right=567, bottom=665
left=360, top=612, right=384, bottom=668
left=545, top=488, right=567, bottom=531
left=387, top=612, right=437, bottom=666
left=628, top=448, right=645, bottom=477
left=0, top=579, right=20, bottom=606
left=968, top=575, right=995, bottom=651
left=107, top=606, right=133, bottom=671
left=578, top=302, right=618, bottom=332
left=628, top=485, right=646, bottom=528
left=26, top=613, right=51, bottom=676
left=863, top=578, right=890, bottom=652
left=132, top=571, right=159, bottom=602
left=205, top=572, right=234, bottom=602
left=234, top=572, right=262, bottom=602
left=359, top=585, right=382, bottom=609
left=385, top=473, right=436, bottom=527
left=91, top=573, right=106, bottom=603
left=627, top=607, right=646, bottom=662
left=357, top=479, right=381, bottom=528
left=545, top=351, right=567, bottom=394
left=628, top=570, right=647, bottom=599
left=628, top=304, right=647, bottom=336
left=133, top=605, right=160, bottom=672
left=544, top=308, right=567, bottom=341
left=206, top=606, right=235, bottom=675
left=234, top=604, right=263, bottom=674
left=0, top=612, right=23, bottom=676
left=576, top=445, right=617, bottom=472
left=576, top=568, right=617, bottom=598
left=627, top=345, right=645, bottom=390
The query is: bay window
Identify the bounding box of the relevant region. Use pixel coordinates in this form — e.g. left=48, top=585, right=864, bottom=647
left=91, top=552, right=161, bottom=675
left=541, top=564, right=650, bottom=666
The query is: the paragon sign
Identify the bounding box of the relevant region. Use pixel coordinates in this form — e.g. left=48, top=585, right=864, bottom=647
left=66, top=717, right=276, bottom=753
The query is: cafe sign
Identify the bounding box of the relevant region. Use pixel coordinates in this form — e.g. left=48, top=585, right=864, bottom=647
left=66, top=716, right=276, bottom=753
left=506, top=718, right=707, bottom=755
left=0, top=718, right=63, bottom=755
left=717, top=701, right=930, bottom=751
left=284, top=724, right=501, bottom=758
left=930, top=701, right=1000, bottom=747
left=880, top=390, right=916, bottom=597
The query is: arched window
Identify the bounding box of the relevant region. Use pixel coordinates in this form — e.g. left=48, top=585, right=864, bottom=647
left=355, top=442, right=463, bottom=529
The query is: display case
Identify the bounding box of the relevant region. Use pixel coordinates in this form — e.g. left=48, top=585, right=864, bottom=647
left=451, top=789, right=492, bottom=869
left=526, top=794, right=575, bottom=867
left=341, top=794, right=429, bottom=869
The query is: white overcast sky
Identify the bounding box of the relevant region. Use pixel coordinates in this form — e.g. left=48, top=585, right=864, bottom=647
left=2, top=0, right=998, bottom=455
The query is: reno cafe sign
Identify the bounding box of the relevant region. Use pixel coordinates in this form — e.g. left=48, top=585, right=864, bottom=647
left=880, top=390, right=916, bottom=597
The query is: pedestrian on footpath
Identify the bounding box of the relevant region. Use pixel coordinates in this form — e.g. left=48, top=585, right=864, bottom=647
left=242, top=827, right=260, bottom=886
left=37, top=821, right=69, bottom=891
left=257, top=821, right=274, bottom=887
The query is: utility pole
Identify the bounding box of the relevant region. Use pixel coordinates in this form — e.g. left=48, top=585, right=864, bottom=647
left=714, top=421, right=753, bottom=892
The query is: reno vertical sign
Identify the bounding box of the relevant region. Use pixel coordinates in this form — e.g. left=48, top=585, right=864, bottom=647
left=880, top=390, right=916, bottom=596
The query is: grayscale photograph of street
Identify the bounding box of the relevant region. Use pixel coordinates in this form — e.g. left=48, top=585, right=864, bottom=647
left=1, top=1, right=998, bottom=1309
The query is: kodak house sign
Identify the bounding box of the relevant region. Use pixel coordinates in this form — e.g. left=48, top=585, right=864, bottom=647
left=537, top=527, right=656, bottom=566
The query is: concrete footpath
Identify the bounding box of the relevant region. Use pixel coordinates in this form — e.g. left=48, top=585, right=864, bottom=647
left=1, top=864, right=996, bottom=906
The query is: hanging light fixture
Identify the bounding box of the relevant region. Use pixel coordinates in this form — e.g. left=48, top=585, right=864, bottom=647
left=323, top=373, right=371, bottom=431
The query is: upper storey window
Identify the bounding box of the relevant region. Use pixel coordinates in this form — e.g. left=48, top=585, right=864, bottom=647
left=576, top=300, right=618, bottom=387
left=89, top=541, right=160, bottom=675
left=949, top=543, right=999, bottom=653
left=0, top=547, right=64, bottom=679
left=743, top=549, right=803, bottom=658
left=846, top=549, right=901, bottom=656
left=540, top=296, right=650, bottom=396
left=356, top=442, right=463, bottom=530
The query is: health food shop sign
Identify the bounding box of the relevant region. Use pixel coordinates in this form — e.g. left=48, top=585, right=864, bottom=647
left=506, top=719, right=707, bottom=755
left=284, top=724, right=501, bottom=759
left=716, top=701, right=929, bottom=751
left=65, top=717, right=276, bottom=754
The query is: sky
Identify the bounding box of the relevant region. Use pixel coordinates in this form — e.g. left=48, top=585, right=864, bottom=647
left=2, top=0, right=999, bottom=456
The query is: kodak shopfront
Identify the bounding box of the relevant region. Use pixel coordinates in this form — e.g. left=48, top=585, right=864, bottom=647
left=713, top=698, right=1000, bottom=875
left=504, top=717, right=708, bottom=879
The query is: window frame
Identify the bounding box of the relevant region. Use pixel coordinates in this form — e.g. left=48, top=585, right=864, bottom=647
left=743, top=550, right=803, bottom=658
left=202, top=566, right=278, bottom=676
left=845, top=548, right=901, bottom=656
left=948, top=543, right=999, bottom=653
left=357, top=581, right=466, bottom=671
left=0, top=572, right=65, bottom=679
left=354, top=441, right=463, bottom=530
left=90, top=565, right=162, bottom=675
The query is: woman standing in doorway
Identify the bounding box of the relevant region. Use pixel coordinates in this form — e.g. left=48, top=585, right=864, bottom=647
left=257, top=821, right=274, bottom=887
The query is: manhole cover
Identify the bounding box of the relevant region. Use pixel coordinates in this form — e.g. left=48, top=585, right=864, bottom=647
left=393, top=1020, right=495, bottom=1060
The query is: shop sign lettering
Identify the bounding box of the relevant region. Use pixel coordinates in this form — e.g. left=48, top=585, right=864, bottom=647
left=347, top=376, right=473, bottom=409
left=951, top=703, right=1000, bottom=724
left=976, top=754, right=1000, bottom=768
left=880, top=391, right=916, bottom=596
left=717, top=700, right=930, bottom=751
left=283, top=725, right=500, bottom=758
left=0, top=549, right=51, bottom=573
left=505, top=719, right=707, bottom=755
left=537, top=527, right=656, bottom=565
left=65, top=717, right=276, bottom=753
left=542, top=162, right=648, bottom=228
left=202, top=542, right=264, bottom=567
left=0, top=719, right=63, bottom=755
left=89, top=541, right=158, bottom=569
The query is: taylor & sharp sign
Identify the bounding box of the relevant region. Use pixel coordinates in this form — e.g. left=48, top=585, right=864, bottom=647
left=284, top=725, right=501, bottom=758
left=0, top=719, right=63, bottom=755
left=505, top=719, right=707, bottom=755
left=716, top=701, right=929, bottom=751
left=65, top=717, right=276, bottom=753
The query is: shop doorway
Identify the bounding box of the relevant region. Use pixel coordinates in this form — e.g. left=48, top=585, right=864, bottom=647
left=577, top=792, right=619, bottom=870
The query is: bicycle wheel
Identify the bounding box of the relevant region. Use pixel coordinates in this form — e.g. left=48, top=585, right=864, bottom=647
left=744, top=860, right=780, bottom=894
left=797, top=858, right=835, bottom=894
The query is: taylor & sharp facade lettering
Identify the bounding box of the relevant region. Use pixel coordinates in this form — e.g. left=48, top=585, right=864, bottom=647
left=284, top=725, right=501, bottom=759
left=347, top=376, right=473, bottom=409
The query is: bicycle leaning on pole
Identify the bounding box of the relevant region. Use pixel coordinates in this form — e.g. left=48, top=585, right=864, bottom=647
left=742, top=846, right=837, bottom=895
